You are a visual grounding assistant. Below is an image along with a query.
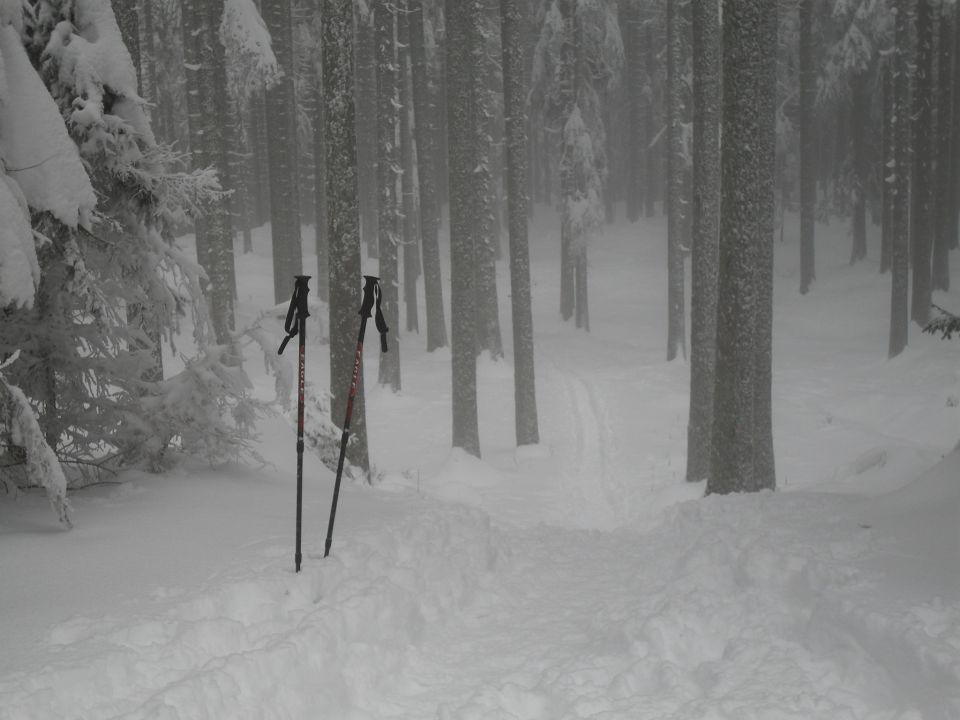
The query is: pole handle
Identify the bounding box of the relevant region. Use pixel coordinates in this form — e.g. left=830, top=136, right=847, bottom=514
left=360, top=275, right=390, bottom=353
left=278, top=275, right=312, bottom=355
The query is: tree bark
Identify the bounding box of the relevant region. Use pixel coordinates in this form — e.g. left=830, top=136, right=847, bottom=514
left=709, top=0, right=776, bottom=495
left=410, top=0, right=448, bottom=351
left=889, top=0, right=912, bottom=358
left=323, top=0, right=369, bottom=473
left=446, top=0, right=481, bottom=457
left=666, top=0, right=686, bottom=360
left=264, top=0, right=302, bottom=304
left=687, top=0, right=720, bottom=483
left=375, top=0, right=401, bottom=391
left=910, top=0, right=937, bottom=326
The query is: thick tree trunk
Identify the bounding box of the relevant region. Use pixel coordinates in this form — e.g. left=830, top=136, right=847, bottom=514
left=323, top=0, right=370, bottom=474
left=687, top=0, right=720, bottom=483
left=446, top=0, right=481, bottom=457
left=410, top=0, right=448, bottom=351
left=709, top=0, right=776, bottom=496
left=643, top=20, right=657, bottom=218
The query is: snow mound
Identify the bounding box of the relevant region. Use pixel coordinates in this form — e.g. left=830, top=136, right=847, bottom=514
left=0, top=499, right=503, bottom=720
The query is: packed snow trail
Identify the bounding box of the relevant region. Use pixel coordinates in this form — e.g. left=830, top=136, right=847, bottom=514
left=358, top=490, right=953, bottom=720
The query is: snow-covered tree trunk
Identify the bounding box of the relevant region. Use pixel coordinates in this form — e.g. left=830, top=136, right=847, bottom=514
left=799, top=0, right=816, bottom=295
left=398, top=3, right=420, bottom=335
left=559, top=0, right=576, bottom=323
left=323, top=0, right=369, bottom=474
left=910, top=0, right=937, bottom=327
left=264, top=0, right=302, bottom=304
left=409, top=0, right=448, bottom=352
left=665, top=0, right=685, bottom=361
left=951, top=6, right=960, bottom=251
left=889, top=0, right=911, bottom=358
left=686, top=0, right=720, bottom=484
left=709, top=0, right=776, bottom=495
left=111, top=0, right=140, bottom=90
left=446, top=0, right=480, bottom=457
left=374, top=0, right=401, bottom=391
left=500, top=0, right=538, bottom=446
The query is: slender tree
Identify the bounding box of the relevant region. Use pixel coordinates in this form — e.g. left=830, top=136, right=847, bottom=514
left=323, top=0, right=370, bottom=473
left=889, top=0, right=911, bottom=357
left=501, top=0, right=539, bottom=446
left=264, top=0, right=302, bottom=303
left=932, top=1, right=954, bottom=291
left=374, top=0, right=402, bottom=391
left=709, top=0, right=777, bottom=495
left=686, top=0, right=720, bottom=483
left=799, top=0, right=816, bottom=294
left=409, top=0, right=448, bottom=351
left=665, top=0, right=685, bottom=360
left=398, top=3, right=420, bottom=334
left=911, top=0, right=937, bottom=326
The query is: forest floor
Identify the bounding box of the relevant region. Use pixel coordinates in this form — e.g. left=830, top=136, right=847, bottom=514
left=1, top=210, right=958, bottom=719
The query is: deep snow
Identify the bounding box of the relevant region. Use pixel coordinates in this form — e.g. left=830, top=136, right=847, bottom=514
left=1, top=210, right=958, bottom=719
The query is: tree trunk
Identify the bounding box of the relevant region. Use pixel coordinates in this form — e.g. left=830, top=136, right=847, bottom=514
left=446, top=0, right=481, bottom=457
left=881, top=60, right=893, bottom=274
left=799, top=0, right=816, bottom=294
left=375, top=0, right=401, bottom=391
left=410, top=0, right=448, bottom=351
left=313, top=46, right=330, bottom=303
left=355, top=6, right=379, bottom=258
left=643, top=19, right=657, bottom=218
left=753, top=0, right=777, bottom=491
left=890, top=0, right=912, bottom=358
left=933, top=3, right=954, bottom=291
left=399, top=3, right=420, bottom=334
left=911, top=0, right=937, bottom=326
left=323, top=0, right=370, bottom=474
left=709, top=0, right=776, bottom=496
left=687, top=0, right=720, bottom=483
left=500, top=0, right=539, bottom=447
left=850, top=71, right=869, bottom=264
left=264, top=0, right=302, bottom=304
left=666, top=0, right=686, bottom=361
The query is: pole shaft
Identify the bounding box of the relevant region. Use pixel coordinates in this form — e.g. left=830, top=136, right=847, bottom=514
left=324, top=316, right=369, bottom=558
left=295, top=315, right=306, bottom=572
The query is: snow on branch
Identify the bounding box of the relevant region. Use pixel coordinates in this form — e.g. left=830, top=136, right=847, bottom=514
left=221, top=0, right=281, bottom=97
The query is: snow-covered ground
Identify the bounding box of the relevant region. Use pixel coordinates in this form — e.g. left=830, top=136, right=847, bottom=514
left=1, top=210, right=958, bottom=719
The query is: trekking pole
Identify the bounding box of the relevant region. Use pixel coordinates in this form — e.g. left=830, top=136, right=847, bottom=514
left=278, top=275, right=311, bottom=573
left=324, top=275, right=389, bottom=558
